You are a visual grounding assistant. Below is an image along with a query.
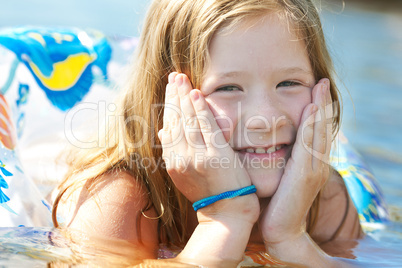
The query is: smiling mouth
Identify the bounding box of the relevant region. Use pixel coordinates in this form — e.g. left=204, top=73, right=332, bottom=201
left=237, top=144, right=287, bottom=154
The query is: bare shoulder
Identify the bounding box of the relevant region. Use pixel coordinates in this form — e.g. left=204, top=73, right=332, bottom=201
left=57, top=170, right=159, bottom=257
left=310, top=168, right=363, bottom=243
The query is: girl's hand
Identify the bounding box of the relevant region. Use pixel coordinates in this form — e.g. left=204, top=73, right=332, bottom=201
left=159, top=73, right=259, bottom=223
left=260, top=79, right=333, bottom=260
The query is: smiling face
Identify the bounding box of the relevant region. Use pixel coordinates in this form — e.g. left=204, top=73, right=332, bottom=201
left=200, top=13, right=316, bottom=198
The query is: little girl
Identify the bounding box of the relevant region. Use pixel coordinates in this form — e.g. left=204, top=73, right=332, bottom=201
left=53, top=0, right=363, bottom=266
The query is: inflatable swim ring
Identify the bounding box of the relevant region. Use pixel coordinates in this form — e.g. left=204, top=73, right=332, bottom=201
left=0, top=27, right=112, bottom=227
left=330, top=133, right=389, bottom=225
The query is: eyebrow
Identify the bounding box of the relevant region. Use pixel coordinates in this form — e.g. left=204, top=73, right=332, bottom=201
left=214, top=71, right=245, bottom=79
left=212, top=67, right=313, bottom=79
left=276, top=67, right=313, bottom=76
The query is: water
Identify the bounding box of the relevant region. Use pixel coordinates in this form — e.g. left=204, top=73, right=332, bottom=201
left=321, top=3, right=402, bottom=210
left=0, top=228, right=73, bottom=267
left=1, top=224, right=402, bottom=267
left=1, top=0, right=402, bottom=267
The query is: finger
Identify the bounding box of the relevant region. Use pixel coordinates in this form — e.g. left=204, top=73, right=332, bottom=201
left=161, top=72, right=184, bottom=149
left=312, top=79, right=331, bottom=169
left=190, top=89, right=228, bottom=150
left=162, top=72, right=178, bottom=130
left=177, top=74, right=205, bottom=149
left=291, top=103, right=318, bottom=167
left=158, top=129, right=163, bottom=141
left=324, top=79, right=333, bottom=161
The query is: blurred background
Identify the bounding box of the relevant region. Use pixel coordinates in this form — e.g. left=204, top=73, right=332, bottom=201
left=0, top=0, right=401, bottom=211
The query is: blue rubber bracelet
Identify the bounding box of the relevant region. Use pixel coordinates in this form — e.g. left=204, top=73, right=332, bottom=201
left=192, top=185, right=257, bottom=211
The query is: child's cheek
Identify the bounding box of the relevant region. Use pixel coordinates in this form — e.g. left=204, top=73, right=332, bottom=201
left=294, top=94, right=312, bottom=128
left=206, top=100, right=237, bottom=143
left=215, top=115, right=236, bottom=143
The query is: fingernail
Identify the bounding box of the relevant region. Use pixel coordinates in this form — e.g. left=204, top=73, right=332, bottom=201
left=176, top=75, right=183, bottom=86
left=168, top=73, right=176, bottom=84
left=322, top=79, right=330, bottom=90
left=311, top=104, right=318, bottom=114
left=191, top=90, right=199, bottom=101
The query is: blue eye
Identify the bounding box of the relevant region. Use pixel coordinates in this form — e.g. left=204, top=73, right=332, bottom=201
left=216, top=85, right=241, bottom=92
left=277, top=80, right=300, bottom=88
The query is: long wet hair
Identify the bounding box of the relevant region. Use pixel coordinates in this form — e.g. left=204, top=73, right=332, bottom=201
left=53, top=0, right=341, bottom=245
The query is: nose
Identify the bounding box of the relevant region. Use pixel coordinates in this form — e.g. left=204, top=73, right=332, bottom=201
left=243, top=97, right=288, bottom=132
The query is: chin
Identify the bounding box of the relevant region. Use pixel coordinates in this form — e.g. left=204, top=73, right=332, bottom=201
left=248, top=168, right=284, bottom=198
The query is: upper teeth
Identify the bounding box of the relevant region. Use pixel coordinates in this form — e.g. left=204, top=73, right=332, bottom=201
left=245, top=145, right=283, bottom=154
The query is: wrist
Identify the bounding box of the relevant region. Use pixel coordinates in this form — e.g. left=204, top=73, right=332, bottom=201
left=196, top=193, right=260, bottom=226
left=179, top=194, right=259, bottom=265
left=264, top=232, right=338, bottom=268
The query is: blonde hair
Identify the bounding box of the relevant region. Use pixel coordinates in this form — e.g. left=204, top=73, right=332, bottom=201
left=53, top=0, right=341, bottom=245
